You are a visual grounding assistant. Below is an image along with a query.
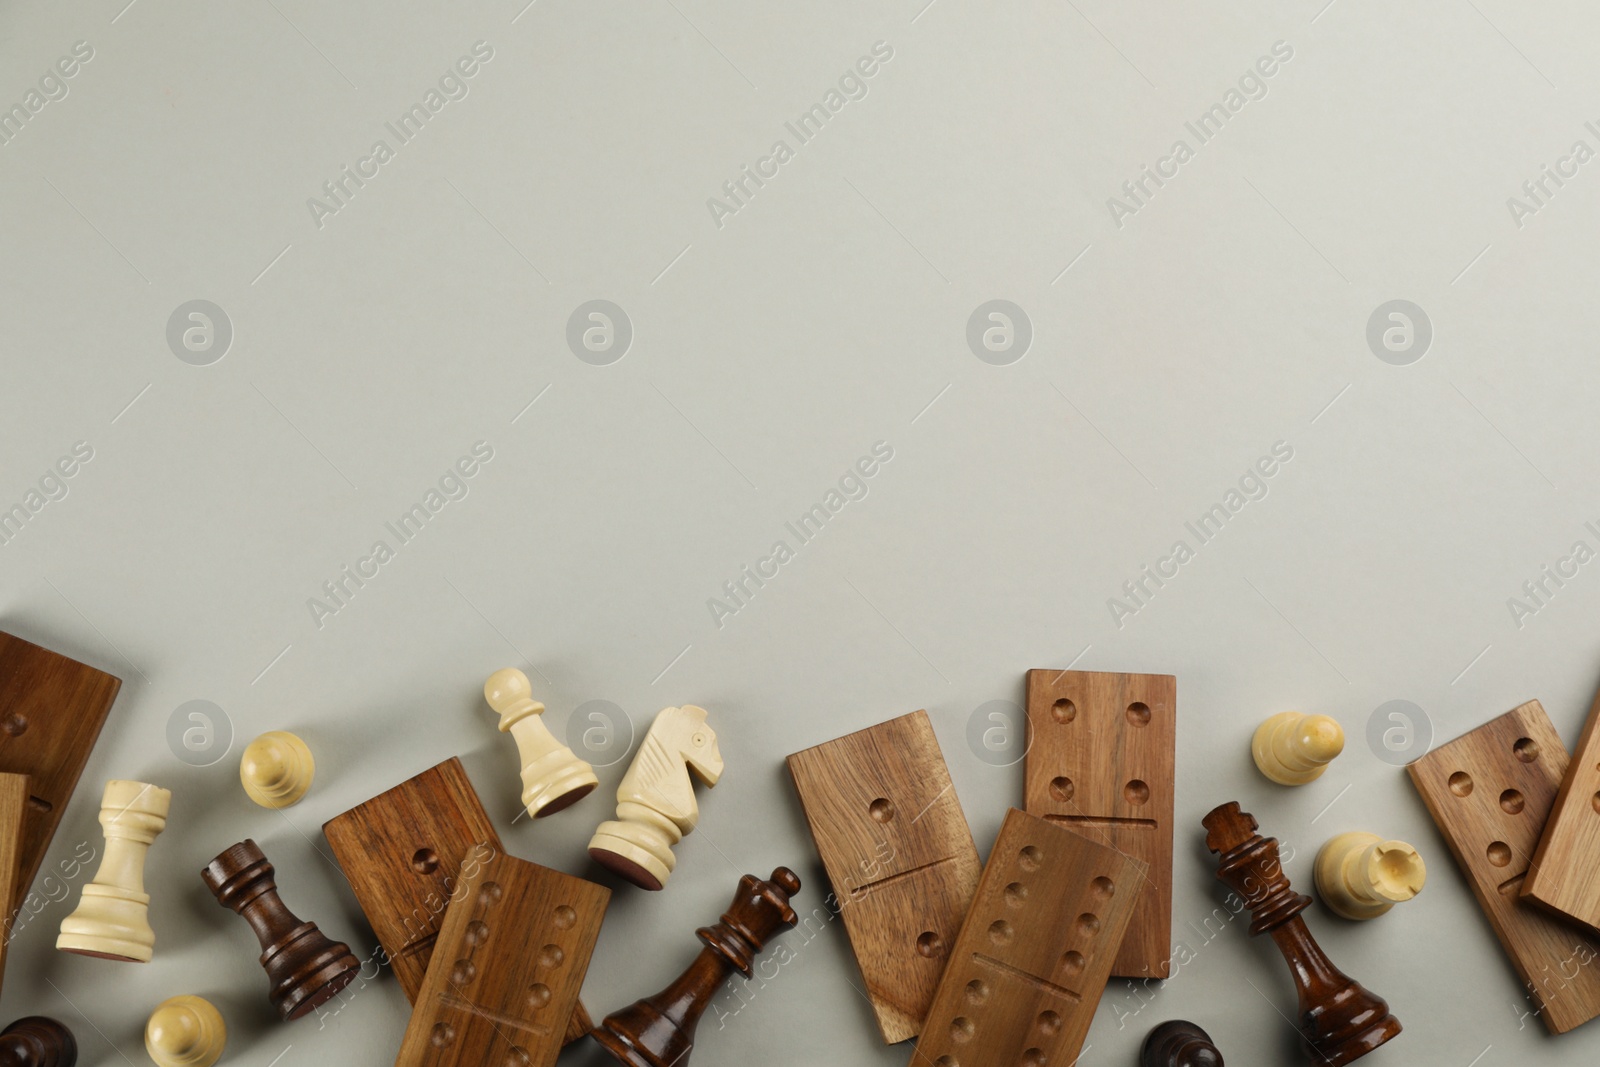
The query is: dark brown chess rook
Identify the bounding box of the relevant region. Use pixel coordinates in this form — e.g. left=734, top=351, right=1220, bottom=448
left=591, top=867, right=801, bottom=1067
left=201, top=839, right=359, bottom=1021
left=1141, top=1020, right=1223, bottom=1067
left=0, top=1017, right=77, bottom=1067
left=1203, top=803, right=1401, bottom=1066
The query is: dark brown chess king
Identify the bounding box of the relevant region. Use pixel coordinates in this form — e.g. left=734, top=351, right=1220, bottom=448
left=1203, top=803, right=1401, bottom=1066
left=0, top=1017, right=77, bottom=1067
left=591, top=867, right=801, bottom=1067
left=201, top=840, right=359, bottom=1021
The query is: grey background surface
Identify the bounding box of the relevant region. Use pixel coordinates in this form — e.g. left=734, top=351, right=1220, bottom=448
left=2, top=0, right=1599, bottom=1064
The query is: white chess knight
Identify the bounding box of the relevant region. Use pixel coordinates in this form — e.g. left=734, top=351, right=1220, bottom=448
left=57, top=779, right=171, bottom=962
left=484, top=668, right=599, bottom=817
left=588, top=705, right=723, bottom=890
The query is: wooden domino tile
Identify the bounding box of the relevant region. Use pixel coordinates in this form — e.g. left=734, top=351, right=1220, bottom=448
left=0, top=774, right=27, bottom=996
left=1408, top=700, right=1600, bottom=1034
left=1526, top=683, right=1600, bottom=934
left=1023, top=669, right=1174, bottom=979
left=394, top=850, right=608, bottom=1067
left=324, top=757, right=592, bottom=1042
left=910, top=807, right=1146, bottom=1067
left=0, top=631, right=122, bottom=913
left=787, top=710, right=983, bottom=1043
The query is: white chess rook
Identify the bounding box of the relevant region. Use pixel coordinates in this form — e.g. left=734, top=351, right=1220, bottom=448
left=484, top=668, right=598, bottom=817
left=57, top=779, right=171, bottom=962
left=588, top=704, right=723, bottom=890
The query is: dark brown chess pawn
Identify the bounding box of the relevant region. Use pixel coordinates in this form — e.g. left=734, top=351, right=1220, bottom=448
left=1141, top=1020, right=1223, bottom=1067
left=1203, top=802, right=1401, bottom=1066
left=0, top=1017, right=77, bottom=1067
left=591, top=867, right=801, bottom=1067
left=201, top=839, right=359, bottom=1021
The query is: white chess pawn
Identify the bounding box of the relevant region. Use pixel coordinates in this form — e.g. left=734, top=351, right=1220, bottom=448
left=1315, top=831, right=1426, bottom=920
left=588, top=705, right=723, bottom=890
left=484, top=668, right=598, bottom=817
left=1252, top=712, right=1344, bottom=785
left=145, top=995, right=226, bottom=1067
left=239, top=731, right=315, bottom=808
left=57, top=780, right=171, bottom=962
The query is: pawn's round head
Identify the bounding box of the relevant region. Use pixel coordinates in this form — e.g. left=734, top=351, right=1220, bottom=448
left=146, top=996, right=224, bottom=1067
left=1299, top=714, right=1345, bottom=761
left=484, top=668, right=535, bottom=712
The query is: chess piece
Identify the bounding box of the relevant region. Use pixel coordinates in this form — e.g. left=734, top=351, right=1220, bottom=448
left=1204, top=802, right=1401, bottom=1065
left=1252, top=712, right=1343, bottom=785
left=589, top=705, right=722, bottom=890
left=1315, top=832, right=1425, bottom=921
left=202, top=839, right=359, bottom=1021
left=0, top=1017, right=76, bottom=1067
left=145, top=996, right=225, bottom=1067
left=591, top=867, right=800, bottom=1067
left=483, top=668, right=597, bottom=817
left=56, top=780, right=171, bottom=962
left=240, top=731, right=315, bottom=808
left=1142, top=1020, right=1223, bottom=1067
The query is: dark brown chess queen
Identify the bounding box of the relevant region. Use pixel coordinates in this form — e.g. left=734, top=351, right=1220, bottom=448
left=201, top=840, right=360, bottom=1021
left=1141, top=1020, right=1223, bottom=1067
left=1203, top=803, right=1401, bottom=1066
left=591, top=867, right=801, bottom=1067
left=0, top=1017, right=76, bottom=1067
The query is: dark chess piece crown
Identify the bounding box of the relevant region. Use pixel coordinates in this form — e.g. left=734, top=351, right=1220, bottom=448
left=201, top=839, right=359, bottom=1021
left=591, top=867, right=801, bottom=1067
left=0, top=1017, right=77, bottom=1067
left=1141, top=1020, right=1223, bottom=1067
left=1203, top=802, right=1401, bottom=1066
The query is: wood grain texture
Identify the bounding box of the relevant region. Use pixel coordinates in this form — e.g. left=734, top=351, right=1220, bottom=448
left=0, top=631, right=122, bottom=914
left=787, top=710, right=982, bottom=1043
left=1526, top=682, right=1600, bottom=933
left=323, top=757, right=593, bottom=1043
left=1023, top=669, right=1174, bottom=979
left=1408, top=700, right=1600, bottom=1034
left=0, top=773, right=28, bottom=995
left=394, top=850, right=608, bottom=1067
left=910, top=807, right=1146, bottom=1067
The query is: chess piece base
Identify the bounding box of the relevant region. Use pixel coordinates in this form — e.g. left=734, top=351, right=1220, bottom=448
left=266, top=924, right=360, bottom=1019
left=589, top=826, right=669, bottom=891
left=590, top=1005, right=680, bottom=1067
left=56, top=886, right=154, bottom=962
left=0, top=1016, right=77, bottom=1067
left=527, top=771, right=596, bottom=817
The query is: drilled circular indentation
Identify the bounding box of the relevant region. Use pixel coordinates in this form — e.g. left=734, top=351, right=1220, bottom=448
left=1448, top=772, right=1473, bottom=797
left=1004, top=882, right=1028, bottom=908
left=1514, top=737, right=1540, bottom=763
left=526, top=983, right=552, bottom=1009
left=1036, top=1010, right=1061, bottom=1036
left=1487, top=841, right=1512, bottom=867
left=430, top=1023, right=456, bottom=1049
left=1126, top=702, right=1151, bottom=726
left=504, top=1048, right=531, bottom=1067
left=449, top=959, right=476, bottom=985
left=1091, top=876, right=1114, bottom=899
left=411, top=848, right=440, bottom=875
left=1, top=713, right=28, bottom=737
left=1076, top=913, right=1100, bottom=936
left=1018, top=845, right=1043, bottom=871
left=465, top=920, right=490, bottom=946
left=1593, top=791, right=1600, bottom=814
left=870, top=797, right=895, bottom=823
left=538, top=944, right=565, bottom=968
left=951, top=1017, right=975, bottom=1043
left=1051, top=698, right=1076, bottom=724
left=1048, top=776, right=1074, bottom=802
left=988, top=919, right=1014, bottom=946
left=916, top=931, right=944, bottom=958
left=552, top=905, right=577, bottom=930
left=965, top=979, right=989, bottom=1005
left=935, top=1057, right=957, bottom=1067
left=1021, top=1049, right=1047, bottom=1067
left=1059, top=950, right=1085, bottom=976
left=479, top=881, right=504, bottom=906
left=1124, top=780, right=1149, bottom=805
left=1500, top=789, right=1526, bottom=815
